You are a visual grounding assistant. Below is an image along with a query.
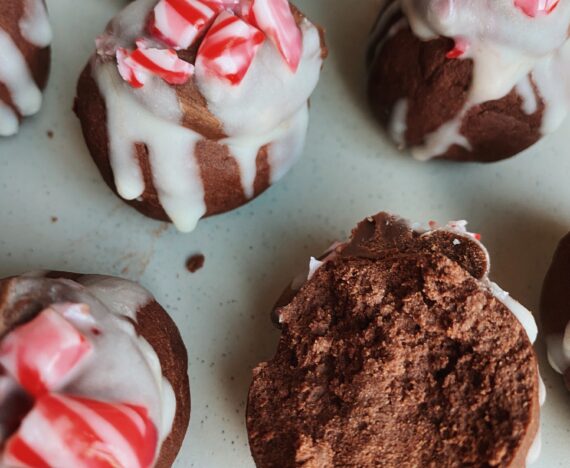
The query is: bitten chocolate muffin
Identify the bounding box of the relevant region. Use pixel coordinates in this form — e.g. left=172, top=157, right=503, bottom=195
left=541, top=232, right=570, bottom=391
left=367, top=0, right=570, bottom=163
left=75, top=0, right=327, bottom=232
left=0, top=272, right=190, bottom=467
left=0, top=0, right=51, bottom=136
left=247, top=213, right=542, bottom=467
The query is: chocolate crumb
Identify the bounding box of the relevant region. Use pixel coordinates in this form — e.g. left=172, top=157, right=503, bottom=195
left=186, top=254, right=205, bottom=273
left=50, top=216, right=58, bottom=223
left=46, top=130, right=54, bottom=139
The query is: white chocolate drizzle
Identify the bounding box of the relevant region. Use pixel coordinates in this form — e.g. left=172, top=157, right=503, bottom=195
left=372, top=0, right=570, bottom=160
left=91, top=0, right=323, bottom=232
left=0, top=0, right=51, bottom=136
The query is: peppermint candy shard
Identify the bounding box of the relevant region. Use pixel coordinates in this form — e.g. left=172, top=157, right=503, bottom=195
left=197, top=11, right=265, bottom=85
left=3, top=394, right=158, bottom=468
left=149, top=0, right=220, bottom=50
left=249, top=0, right=302, bottom=72
left=117, top=43, right=194, bottom=88
left=0, top=305, right=93, bottom=397
left=514, top=0, right=560, bottom=17
left=446, top=38, right=469, bottom=59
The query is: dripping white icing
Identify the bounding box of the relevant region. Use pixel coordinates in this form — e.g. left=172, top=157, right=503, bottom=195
left=389, top=99, right=408, bottom=149
left=546, top=321, right=570, bottom=375
left=0, top=0, right=51, bottom=136
left=93, top=0, right=323, bottom=232
left=0, top=101, right=18, bottom=137
left=19, top=0, right=52, bottom=47
left=0, top=29, right=43, bottom=133
left=375, top=0, right=570, bottom=160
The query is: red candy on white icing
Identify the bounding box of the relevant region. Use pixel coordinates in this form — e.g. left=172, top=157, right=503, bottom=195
left=197, top=11, right=265, bottom=84
left=3, top=394, right=157, bottom=468
left=446, top=37, right=469, bottom=59
left=515, top=0, right=560, bottom=17
left=149, top=0, right=220, bottom=49
left=249, top=0, right=302, bottom=71
left=0, top=305, right=92, bottom=397
left=117, top=41, right=194, bottom=88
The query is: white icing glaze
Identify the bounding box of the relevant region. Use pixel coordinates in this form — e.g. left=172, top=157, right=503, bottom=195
left=0, top=1, right=51, bottom=136
left=92, top=0, right=322, bottom=232
left=546, top=321, right=570, bottom=374
left=19, top=0, right=52, bottom=48
left=0, top=275, right=177, bottom=462
left=388, top=99, right=408, bottom=149
left=374, top=1, right=570, bottom=159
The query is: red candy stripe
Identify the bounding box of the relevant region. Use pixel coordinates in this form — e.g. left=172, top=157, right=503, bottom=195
left=515, top=0, right=560, bottom=16
left=3, top=394, right=158, bottom=468
left=150, top=0, right=219, bottom=49
left=0, top=305, right=93, bottom=397
left=249, top=0, right=302, bottom=71
left=117, top=42, right=194, bottom=88
left=197, top=10, right=265, bottom=84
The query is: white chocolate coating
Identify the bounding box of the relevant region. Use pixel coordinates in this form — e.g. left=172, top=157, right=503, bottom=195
left=0, top=0, right=51, bottom=136
left=546, top=321, right=570, bottom=375
left=90, top=0, right=323, bottom=232
left=372, top=0, right=570, bottom=160
left=0, top=274, right=177, bottom=464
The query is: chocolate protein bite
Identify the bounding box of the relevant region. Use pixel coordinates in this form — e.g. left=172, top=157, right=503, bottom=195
left=247, top=213, right=543, bottom=468
left=0, top=272, right=190, bottom=467
left=367, top=0, right=570, bottom=163
left=0, top=0, right=51, bottom=137
left=541, top=232, right=570, bottom=391
left=75, top=0, right=327, bottom=232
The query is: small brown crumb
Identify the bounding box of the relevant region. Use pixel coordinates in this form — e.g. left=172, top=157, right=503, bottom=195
left=46, top=130, right=54, bottom=139
left=50, top=216, right=58, bottom=223
left=186, top=254, right=205, bottom=273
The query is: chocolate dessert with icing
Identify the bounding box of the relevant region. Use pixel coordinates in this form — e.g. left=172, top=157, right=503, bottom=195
left=0, top=272, right=190, bottom=467
left=247, top=213, right=543, bottom=467
left=0, top=0, right=51, bottom=137
left=75, top=0, right=327, bottom=232
left=541, top=232, right=570, bottom=391
left=367, top=0, right=569, bottom=162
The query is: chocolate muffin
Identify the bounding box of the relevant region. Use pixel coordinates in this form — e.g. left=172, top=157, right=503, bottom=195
left=0, top=272, right=190, bottom=467
left=367, top=0, right=570, bottom=163
left=541, top=232, right=570, bottom=391
left=75, top=0, right=327, bottom=232
left=0, top=0, right=51, bottom=136
left=247, top=213, right=542, bottom=467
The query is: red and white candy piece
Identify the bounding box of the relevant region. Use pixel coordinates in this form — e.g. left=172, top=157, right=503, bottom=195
left=3, top=394, right=157, bottom=468
left=149, top=0, right=221, bottom=50
left=0, top=305, right=92, bottom=397
left=117, top=40, right=194, bottom=88
left=249, top=0, right=302, bottom=71
left=197, top=11, right=265, bottom=85
left=446, top=37, right=469, bottom=59
left=515, top=0, right=560, bottom=17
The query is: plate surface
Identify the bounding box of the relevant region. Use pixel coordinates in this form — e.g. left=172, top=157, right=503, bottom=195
left=1, top=0, right=570, bottom=466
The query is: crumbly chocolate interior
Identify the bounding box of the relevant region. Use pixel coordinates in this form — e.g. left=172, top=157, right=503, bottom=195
left=248, top=214, right=538, bottom=467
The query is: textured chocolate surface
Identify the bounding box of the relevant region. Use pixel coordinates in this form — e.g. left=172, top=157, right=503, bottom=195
left=74, top=5, right=326, bottom=223
left=248, top=213, right=539, bottom=467
left=367, top=5, right=544, bottom=163
left=0, top=272, right=190, bottom=468
left=0, top=0, right=51, bottom=127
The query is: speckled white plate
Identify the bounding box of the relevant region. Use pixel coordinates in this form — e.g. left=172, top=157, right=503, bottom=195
left=1, top=0, right=570, bottom=466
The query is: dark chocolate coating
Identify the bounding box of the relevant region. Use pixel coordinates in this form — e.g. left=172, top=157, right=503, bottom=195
left=0, top=272, right=190, bottom=467
left=0, top=0, right=51, bottom=131
left=367, top=4, right=544, bottom=163
left=248, top=213, right=539, bottom=467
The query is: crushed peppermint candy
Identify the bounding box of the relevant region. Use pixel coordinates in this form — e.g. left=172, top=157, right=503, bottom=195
left=197, top=11, right=265, bottom=84
left=116, top=0, right=303, bottom=87
left=514, top=0, right=560, bottom=17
